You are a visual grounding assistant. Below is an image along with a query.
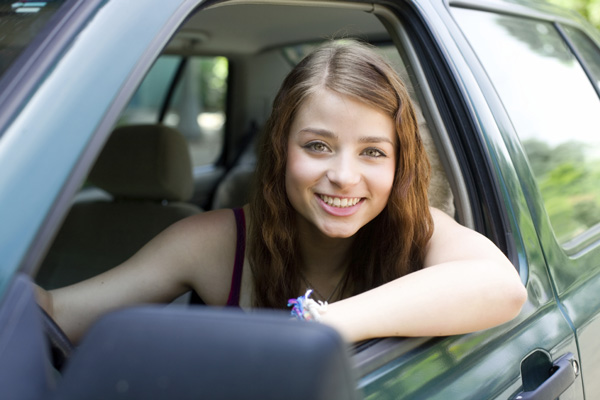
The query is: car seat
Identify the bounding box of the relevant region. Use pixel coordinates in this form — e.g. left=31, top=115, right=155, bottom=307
left=211, top=133, right=257, bottom=210
left=37, top=124, right=202, bottom=289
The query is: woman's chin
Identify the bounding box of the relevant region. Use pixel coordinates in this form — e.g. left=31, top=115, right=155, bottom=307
left=318, top=224, right=360, bottom=239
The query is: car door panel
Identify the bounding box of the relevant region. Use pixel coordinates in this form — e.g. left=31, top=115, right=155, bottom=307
left=546, top=246, right=600, bottom=399
left=357, top=279, right=581, bottom=399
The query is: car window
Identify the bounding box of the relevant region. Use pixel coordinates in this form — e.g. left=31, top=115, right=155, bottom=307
left=119, top=55, right=228, bottom=167
left=561, top=25, right=600, bottom=90
left=0, top=0, right=68, bottom=80
left=453, top=7, right=600, bottom=246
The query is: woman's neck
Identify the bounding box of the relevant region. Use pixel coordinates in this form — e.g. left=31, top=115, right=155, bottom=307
left=295, top=214, right=354, bottom=292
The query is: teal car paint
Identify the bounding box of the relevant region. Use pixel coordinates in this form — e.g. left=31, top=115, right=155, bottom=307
left=1, top=0, right=599, bottom=398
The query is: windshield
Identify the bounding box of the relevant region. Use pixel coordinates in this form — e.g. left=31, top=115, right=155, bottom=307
left=0, top=0, right=67, bottom=80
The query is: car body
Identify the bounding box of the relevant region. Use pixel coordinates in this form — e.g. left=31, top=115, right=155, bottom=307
left=1, top=0, right=600, bottom=398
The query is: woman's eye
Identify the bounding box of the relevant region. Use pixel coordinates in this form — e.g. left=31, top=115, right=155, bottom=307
left=305, top=142, right=329, bottom=152
left=363, top=148, right=386, bottom=158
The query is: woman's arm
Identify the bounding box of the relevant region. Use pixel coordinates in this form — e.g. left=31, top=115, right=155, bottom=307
left=321, top=208, right=527, bottom=342
left=36, top=209, right=238, bottom=343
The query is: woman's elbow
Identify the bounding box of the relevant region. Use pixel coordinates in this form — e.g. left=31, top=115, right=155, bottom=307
left=499, top=268, right=527, bottom=322
left=509, top=279, right=527, bottom=318
left=487, top=260, right=527, bottom=325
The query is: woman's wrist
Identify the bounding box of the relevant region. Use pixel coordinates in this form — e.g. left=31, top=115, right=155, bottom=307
left=319, top=298, right=369, bottom=343
left=288, top=290, right=328, bottom=322
left=287, top=290, right=373, bottom=342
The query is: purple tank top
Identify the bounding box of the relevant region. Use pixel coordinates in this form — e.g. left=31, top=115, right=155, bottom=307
left=226, top=208, right=246, bottom=307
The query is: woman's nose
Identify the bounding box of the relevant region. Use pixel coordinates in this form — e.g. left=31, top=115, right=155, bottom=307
left=326, top=154, right=361, bottom=188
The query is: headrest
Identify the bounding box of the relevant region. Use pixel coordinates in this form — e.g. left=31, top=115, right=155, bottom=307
left=88, top=125, right=193, bottom=202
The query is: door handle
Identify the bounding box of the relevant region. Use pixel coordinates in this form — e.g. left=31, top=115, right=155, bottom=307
left=514, top=352, right=578, bottom=400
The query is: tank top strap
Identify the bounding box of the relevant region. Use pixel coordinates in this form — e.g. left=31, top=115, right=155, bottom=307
left=226, top=207, right=246, bottom=307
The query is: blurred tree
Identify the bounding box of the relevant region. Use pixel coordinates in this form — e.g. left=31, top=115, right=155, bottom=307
left=548, top=0, right=600, bottom=29
left=523, top=138, right=600, bottom=241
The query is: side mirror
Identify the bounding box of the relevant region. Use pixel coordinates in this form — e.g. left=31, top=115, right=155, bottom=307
left=0, top=275, right=55, bottom=400
left=54, top=306, right=359, bottom=400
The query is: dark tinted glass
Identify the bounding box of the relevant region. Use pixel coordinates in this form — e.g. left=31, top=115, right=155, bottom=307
left=0, top=0, right=67, bottom=79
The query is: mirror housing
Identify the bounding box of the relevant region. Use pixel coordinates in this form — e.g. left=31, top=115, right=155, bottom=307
left=54, top=306, right=359, bottom=399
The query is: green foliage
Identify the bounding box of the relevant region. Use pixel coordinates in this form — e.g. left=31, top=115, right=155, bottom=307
left=194, top=57, right=228, bottom=112
left=547, top=0, right=600, bottom=29
left=523, top=138, right=600, bottom=242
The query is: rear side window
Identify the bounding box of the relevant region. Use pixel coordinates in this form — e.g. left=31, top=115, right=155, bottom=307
left=561, top=25, right=600, bottom=90
left=453, top=8, right=600, bottom=246
left=120, top=55, right=229, bottom=167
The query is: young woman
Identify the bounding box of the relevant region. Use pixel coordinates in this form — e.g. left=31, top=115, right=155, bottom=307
left=37, top=41, right=526, bottom=343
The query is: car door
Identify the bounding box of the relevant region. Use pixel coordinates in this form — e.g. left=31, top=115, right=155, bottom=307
left=353, top=1, right=584, bottom=398
left=450, top=2, right=600, bottom=399
left=0, top=0, right=590, bottom=399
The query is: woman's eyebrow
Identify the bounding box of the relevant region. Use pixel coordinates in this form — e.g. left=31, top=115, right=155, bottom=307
left=298, top=129, right=394, bottom=146
left=359, top=136, right=395, bottom=146
left=298, top=128, right=337, bottom=139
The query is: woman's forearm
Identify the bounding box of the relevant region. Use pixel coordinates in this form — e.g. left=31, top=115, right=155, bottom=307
left=321, top=260, right=526, bottom=342
left=34, top=284, right=55, bottom=319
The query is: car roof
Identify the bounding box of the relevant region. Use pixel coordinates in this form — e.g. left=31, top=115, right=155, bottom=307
left=165, top=0, right=590, bottom=58
left=165, top=2, right=391, bottom=56
left=450, top=0, right=586, bottom=23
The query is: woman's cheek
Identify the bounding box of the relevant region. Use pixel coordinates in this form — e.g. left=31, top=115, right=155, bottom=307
left=371, top=162, right=396, bottom=204
left=287, top=151, right=323, bottom=186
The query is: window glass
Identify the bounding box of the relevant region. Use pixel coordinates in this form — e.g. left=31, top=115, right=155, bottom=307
left=0, top=0, right=67, bottom=80
left=453, top=8, right=600, bottom=244
left=120, top=55, right=229, bottom=167
left=561, top=25, right=600, bottom=90
left=120, top=56, right=180, bottom=124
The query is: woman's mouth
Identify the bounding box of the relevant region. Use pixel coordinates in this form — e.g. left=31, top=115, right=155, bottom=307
left=318, top=194, right=362, bottom=208
left=316, top=194, right=364, bottom=216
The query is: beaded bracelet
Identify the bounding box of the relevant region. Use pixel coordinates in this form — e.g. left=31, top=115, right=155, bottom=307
left=287, top=289, right=328, bottom=322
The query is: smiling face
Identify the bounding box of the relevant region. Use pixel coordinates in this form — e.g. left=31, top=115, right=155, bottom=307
left=285, top=89, right=397, bottom=238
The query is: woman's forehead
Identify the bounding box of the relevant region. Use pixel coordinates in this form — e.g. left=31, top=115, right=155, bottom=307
left=291, top=89, right=396, bottom=140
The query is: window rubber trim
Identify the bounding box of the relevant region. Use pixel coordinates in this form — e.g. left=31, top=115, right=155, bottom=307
left=554, top=23, right=600, bottom=103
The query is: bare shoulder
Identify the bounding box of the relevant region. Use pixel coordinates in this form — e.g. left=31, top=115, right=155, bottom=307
left=140, top=208, right=237, bottom=260
left=425, top=207, right=509, bottom=267
left=168, top=208, right=238, bottom=244
left=140, top=208, right=239, bottom=304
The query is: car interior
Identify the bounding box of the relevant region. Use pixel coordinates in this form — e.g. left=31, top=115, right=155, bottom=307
left=35, top=0, right=468, bottom=350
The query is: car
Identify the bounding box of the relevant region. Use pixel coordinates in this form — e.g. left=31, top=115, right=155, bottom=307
left=1, top=0, right=600, bottom=398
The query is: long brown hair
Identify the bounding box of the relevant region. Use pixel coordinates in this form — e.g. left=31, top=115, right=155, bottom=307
left=249, top=40, right=433, bottom=308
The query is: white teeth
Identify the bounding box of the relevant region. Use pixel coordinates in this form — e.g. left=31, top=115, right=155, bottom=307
left=319, top=195, right=361, bottom=208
